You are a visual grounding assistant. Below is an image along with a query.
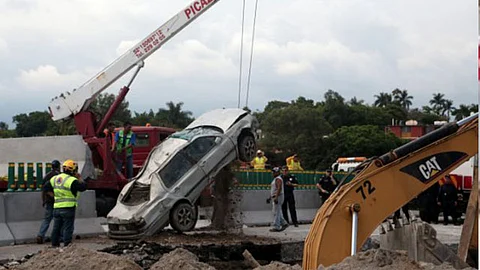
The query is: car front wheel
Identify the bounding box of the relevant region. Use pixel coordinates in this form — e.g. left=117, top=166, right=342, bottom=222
left=170, top=202, right=198, bottom=232
left=238, top=135, right=256, bottom=162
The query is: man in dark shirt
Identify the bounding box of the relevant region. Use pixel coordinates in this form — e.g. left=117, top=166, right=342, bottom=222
left=316, top=169, right=337, bottom=204
left=43, top=159, right=87, bottom=247
left=36, top=160, right=61, bottom=244
left=438, top=175, right=459, bottom=225
left=281, top=166, right=299, bottom=227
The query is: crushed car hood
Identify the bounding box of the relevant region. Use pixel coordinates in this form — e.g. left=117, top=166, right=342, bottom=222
left=185, top=108, right=248, bottom=133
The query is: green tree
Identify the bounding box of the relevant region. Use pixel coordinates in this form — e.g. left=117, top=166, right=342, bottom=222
left=90, top=93, right=132, bottom=125
left=259, top=102, right=333, bottom=169
left=13, top=111, right=57, bottom=137
left=322, top=90, right=350, bottom=129
left=374, top=92, right=392, bottom=107
left=392, top=89, right=413, bottom=110
left=155, top=101, right=194, bottom=129
left=322, top=125, right=405, bottom=168
left=0, top=122, right=8, bottom=131
left=429, top=93, right=445, bottom=115
left=452, top=104, right=473, bottom=121
left=132, top=109, right=156, bottom=126
left=442, top=99, right=454, bottom=120
left=348, top=97, right=364, bottom=106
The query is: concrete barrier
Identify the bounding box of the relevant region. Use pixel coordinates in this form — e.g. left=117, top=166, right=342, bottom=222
left=3, top=191, right=104, bottom=245
left=239, top=190, right=321, bottom=226
left=0, top=195, right=14, bottom=245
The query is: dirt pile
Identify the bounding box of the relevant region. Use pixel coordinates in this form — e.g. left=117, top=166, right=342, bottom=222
left=11, top=244, right=141, bottom=270
left=253, top=261, right=302, bottom=270
left=150, top=248, right=216, bottom=270
left=319, top=249, right=474, bottom=270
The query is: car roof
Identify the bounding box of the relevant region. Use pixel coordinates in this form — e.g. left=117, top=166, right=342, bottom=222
left=185, top=108, right=248, bottom=133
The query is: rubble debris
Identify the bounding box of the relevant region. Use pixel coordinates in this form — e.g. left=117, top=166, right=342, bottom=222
left=361, top=237, right=380, bottom=252
left=243, top=249, right=261, bottom=268
left=253, top=261, right=302, bottom=270
left=317, top=249, right=476, bottom=270
left=150, top=248, right=215, bottom=270
left=11, top=244, right=142, bottom=270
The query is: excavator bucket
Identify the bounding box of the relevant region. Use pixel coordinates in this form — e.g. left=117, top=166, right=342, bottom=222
left=0, top=135, right=95, bottom=181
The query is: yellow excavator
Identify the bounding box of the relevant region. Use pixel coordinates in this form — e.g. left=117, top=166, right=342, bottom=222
left=303, top=113, right=478, bottom=269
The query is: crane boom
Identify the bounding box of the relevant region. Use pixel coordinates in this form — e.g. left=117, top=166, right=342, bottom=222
left=48, top=0, right=220, bottom=121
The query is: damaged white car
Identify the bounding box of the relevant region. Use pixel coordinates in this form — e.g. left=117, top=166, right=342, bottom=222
left=107, top=108, right=258, bottom=239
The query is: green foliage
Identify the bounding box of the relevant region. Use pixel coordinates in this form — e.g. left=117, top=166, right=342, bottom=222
left=259, top=98, right=333, bottom=169
left=90, top=93, right=132, bottom=125
left=132, top=101, right=194, bottom=129
left=13, top=111, right=57, bottom=137
left=322, top=125, right=404, bottom=167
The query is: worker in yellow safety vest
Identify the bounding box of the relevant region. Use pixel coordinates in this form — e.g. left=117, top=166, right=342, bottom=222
left=251, top=150, right=268, bottom=169
left=286, top=154, right=303, bottom=171
left=43, top=159, right=87, bottom=247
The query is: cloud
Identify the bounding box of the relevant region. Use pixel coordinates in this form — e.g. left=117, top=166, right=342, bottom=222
left=16, top=65, right=91, bottom=91
left=0, top=38, right=8, bottom=57
left=276, top=61, right=314, bottom=76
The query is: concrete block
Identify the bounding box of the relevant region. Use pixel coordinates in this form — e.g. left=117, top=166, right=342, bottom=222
left=0, top=195, right=14, bottom=246
left=239, top=190, right=321, bottom=226
left=3, top=191, right=103, bottom=245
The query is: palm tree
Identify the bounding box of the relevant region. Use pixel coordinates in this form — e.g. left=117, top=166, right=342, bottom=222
left=452, top=104, right=472, bottom=121
left=470, top=104, right=478, bottom=114
left=373, top=92, right=392, bottom=107
left=442, top=99, right=454, bottom=120
left=429, top=93, right=445, bottom=115
left=398, top=90, right=413, bottom=110
left=156, top=101, right=194, bottom=128
left=348, top=97, right=364, bottom=106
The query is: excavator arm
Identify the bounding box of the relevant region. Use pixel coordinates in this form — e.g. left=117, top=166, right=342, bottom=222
left=303, top=114, right=478, bottom=269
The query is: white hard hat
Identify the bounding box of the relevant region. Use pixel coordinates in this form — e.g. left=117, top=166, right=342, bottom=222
left=257, top=150, right=262, bottom=154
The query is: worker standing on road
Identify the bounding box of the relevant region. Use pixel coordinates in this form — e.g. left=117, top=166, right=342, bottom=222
left=115, top=122, right=136, bottom=179
left=250, top=150, right=268, bottom=169
left=281, top=166, right=299, bottom=227
left=36, top=160, right=61, bottom=244
left=316, top=169, right=337, bottom=205
left=438, top=175, right=459, bottom=225
left=269, top=167, right=288, bottom=232
left=44, top=160, right=87, bottom=247
left=286, top=154, right=303, bottom=171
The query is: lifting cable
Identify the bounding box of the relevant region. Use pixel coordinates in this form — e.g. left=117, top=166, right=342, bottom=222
left=237, top=0, right=247, bottom=108
left=244, top=0, right=259, bottom=109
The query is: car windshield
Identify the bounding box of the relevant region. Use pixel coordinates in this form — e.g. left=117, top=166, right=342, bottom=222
left=170, top=126, right=222, bottom=141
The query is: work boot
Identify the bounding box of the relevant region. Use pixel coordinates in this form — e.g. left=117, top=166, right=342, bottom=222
left=36, top=236, right=43, bottom=244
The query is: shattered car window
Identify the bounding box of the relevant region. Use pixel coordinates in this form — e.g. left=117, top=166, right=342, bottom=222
left=158, top=136, right=218, bottom=188
left=159, top=151, right=194, bottom=188
left=170, top=127, right=222, bottom=141
left=183, top=136, right=217, bottom=162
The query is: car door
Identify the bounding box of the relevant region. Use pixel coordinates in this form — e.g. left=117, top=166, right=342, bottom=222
left=195, top=135, right=234, bottom=174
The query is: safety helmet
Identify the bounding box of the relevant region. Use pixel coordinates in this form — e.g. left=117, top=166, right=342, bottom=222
left=272, top=167, right=281, bottom=173
left=51, top=160, right=61, bottom=169
left=62, top=159, right=77, bottom=172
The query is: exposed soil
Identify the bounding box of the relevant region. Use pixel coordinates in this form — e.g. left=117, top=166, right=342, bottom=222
left=143, top=230, right=279, bottom=245
left=150, top=248, right=215, bottom=270
left=10, top=244, right=141, bottom=270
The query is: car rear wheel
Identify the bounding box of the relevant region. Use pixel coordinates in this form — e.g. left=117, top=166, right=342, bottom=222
left=170, top=202, right=198, bottom=232
left=238, top=135, right=256, bottom=162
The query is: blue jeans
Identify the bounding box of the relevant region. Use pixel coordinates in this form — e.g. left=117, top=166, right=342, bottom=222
left=116, top=155, right=133, bottom=179
left=272, top=194, right=287, bottom=230
left=37, top=203, right=53, bottom=238
left=51, top=208, right=75, bottom=247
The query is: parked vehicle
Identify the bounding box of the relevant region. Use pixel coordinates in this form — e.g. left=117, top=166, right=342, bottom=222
left=107, top=108, right=258, bottom=239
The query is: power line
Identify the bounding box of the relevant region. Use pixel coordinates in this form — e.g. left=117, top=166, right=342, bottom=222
left=237, top=0, right=246, bottom=108
left=245, top=0, right=259, bottom=108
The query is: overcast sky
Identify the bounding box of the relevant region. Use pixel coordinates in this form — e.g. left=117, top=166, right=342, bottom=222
left=0, top=0, right=477, bottom=125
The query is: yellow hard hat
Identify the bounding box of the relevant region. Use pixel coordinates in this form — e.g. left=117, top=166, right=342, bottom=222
left=63, top=159, right=77, bottom=171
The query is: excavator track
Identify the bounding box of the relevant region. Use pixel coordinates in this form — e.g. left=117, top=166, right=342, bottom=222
left=303, top=114, right=478, bottom=269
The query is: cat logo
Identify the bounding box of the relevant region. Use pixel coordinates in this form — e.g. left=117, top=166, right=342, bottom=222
left=399, top=151, right=467, bottom=184
left=418, top=156, right=441, bottom=180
